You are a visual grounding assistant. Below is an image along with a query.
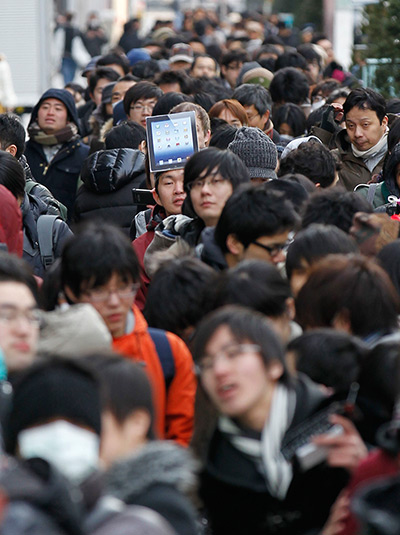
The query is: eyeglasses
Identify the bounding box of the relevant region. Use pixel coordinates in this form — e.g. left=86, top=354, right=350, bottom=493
left=196, top=343, right=261, bottom=375
left=187, top=176, right=228, bottom=192
left=83, top=283, right=140, bottom=303
left=251, top=240, right=290, bottom=258
left=0, top=306, right=42, bottom=327
left=130, top=102, right=156, bottom=112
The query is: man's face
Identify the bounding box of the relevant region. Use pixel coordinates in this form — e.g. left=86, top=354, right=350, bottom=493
left=78, top=273, right=137, bottom=338
left=244, top=104, right=269, bottom=131
left=191, top=57, right=217, bottom=78
left=169, top=61, right=192, bottom=72
left=345, top=106, right=388, bottom=152
left=221, top=61, right=243, bottom=88
left=154, top=169, right=186, bottom=216
left=241, top=230, right=290, bottom=266
left=0, top=282, right=39, bottom=372
left=37, top=98, right=68, bottom=134
left=92, top=77, right=113, bottom=107
left=129, top=98, right=158, bottom=128
left=111, top=81, right=136, bottom=104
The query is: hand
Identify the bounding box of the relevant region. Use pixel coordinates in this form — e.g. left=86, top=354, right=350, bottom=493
left=321, top=491, right=350, bottom=535
left=320, top=104, right=344, bottom=133
left=312, top=414, right=367, bottom=472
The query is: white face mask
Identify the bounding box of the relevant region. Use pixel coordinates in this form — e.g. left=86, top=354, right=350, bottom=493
left=18, top=419, right=99, bottom=484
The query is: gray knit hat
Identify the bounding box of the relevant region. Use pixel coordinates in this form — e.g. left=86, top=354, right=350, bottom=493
left=228, top=126, right=278, bottom=180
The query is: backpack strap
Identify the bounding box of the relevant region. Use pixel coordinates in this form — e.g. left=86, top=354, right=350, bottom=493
left=36, top=214, right=60, bottom=269
left=148, top=327, right=175, bottom=390
left=367, top=182, right=379, bottom=206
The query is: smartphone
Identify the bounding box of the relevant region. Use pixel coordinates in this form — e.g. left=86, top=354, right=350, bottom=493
left=132, top=188, right=156, bottom=206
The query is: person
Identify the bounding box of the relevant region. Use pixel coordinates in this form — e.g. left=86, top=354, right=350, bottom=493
left=228, top=126, right=278, bottom=183
left=170, top=101, right=211, bottom=148
left=24, top=88, right=90, bottom=220
left=0, top=151, right=72, bottom=277
left=232, top=83, right=280, bottom=142
left=118, top=18, right=143, bottom=53
left=123, top=81, right=163, bottom=128
left=193, top=305, right=367, bottom=535
left=0, top=251, right=39, bottom=376
left=95, top=53, right=131, bottom=78
left=60, top=222, right=196, bottom=446
left=154, top=70, right=193, bottom=94
left=208, top=99, right=248, bottom=128
left=168, top=43, right=194, bottom=71
left=189, top=54, right=219, bottom=79
left=132, top=166, right=186, bottom=309
left=269, top=67, right=310, bottom=108
left=220, top=49, right=249, bottom=90
left=272, top=103, right=307, bottom=143
left=73, top=121, right=147, bottom=235
left=111, top=74, right=137, bottom=106
left=213, top=185, right=299, bottom=268
left=285, top=224, right=358, bottom=297
left=314, top=88, right=389, bottom=190
left=295, top=254, right=400, bottom=343
left=92, top=355, right=199, bottom=535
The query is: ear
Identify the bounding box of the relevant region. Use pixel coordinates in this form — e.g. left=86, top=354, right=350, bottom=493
left=4, top=144, right=17, bottom=157
left=226, top=234, right=245, bottom=256
left=382, top=115, right=389, bottom=128
left=266, top=360, right=284, bottom=382
left=139, top=139, right=147, bottom=153
left=152, top=188, right=163, bottom=207
left=125, top=409, right=151, bottom=444
left=64, top=285, right=80, bottom=304
left=204, top=129, right=211, bottom=147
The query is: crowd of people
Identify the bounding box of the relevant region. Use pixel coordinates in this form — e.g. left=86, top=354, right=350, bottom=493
left=1, top=7, right=400, bottom=535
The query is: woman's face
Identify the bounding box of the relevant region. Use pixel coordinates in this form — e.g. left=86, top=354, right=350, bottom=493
left=199, top=325, right=282, bottom=430
left=218, top=108, right=243, bottom=128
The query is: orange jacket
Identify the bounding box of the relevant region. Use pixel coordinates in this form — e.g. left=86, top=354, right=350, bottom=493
left=112, top=305, right=196, bottom=446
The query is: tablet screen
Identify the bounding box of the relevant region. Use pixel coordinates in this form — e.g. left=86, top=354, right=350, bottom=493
left=146, top=111, right=199, bottom=173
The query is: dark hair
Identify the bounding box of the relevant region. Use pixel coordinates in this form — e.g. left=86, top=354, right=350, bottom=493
left=311, top=79, right=341, bottom=103
left=0, top=250, right=38, bottom=302
left=387, top=98, right=400, bottom=115
left=144, top=257, right=216, bottom=338
left=220, top=49, right=249, bottom=68
left=297, top=44, right=322, bottom=69
left=388, top=118, right=400, bottom=154
left=104, top=120, right=146, bottom=150
left=0, top=150, right=26, bottom=200
left=326, top=87, right=351, bottom=105
left=382, top=142, right=400, bottom=196
left=205, top=260, right=292, bottom=319
left=215, top=185, right=299, bottom=254
left=209, top=124, right=238, bottom=149
left=154, top=69, right=193, bottom=94
left=256, top=44, right=280, bottom=61
left=377, top=239, right=400, bottom=296
left=295, top=254, right=400, bottom=337
left=208, top=99, right=248, bottom=126
left=96, top=53, right=131, bottom=75
left=343, top=88, right=386, bottom=124
left=151, top=92, right=191, bottom=116
left=279, top=142, right=337, bottom=187
left=61, top=222, right=140, bottom=299
left=274, top=52, right=307, bottom=72
left=0, top=114, right=26, bottom=159
left=302, top=188, right=372, bottom=233
left=288, top=329, right=365, bottom=393
left=89, top=67, right=120, bottom=94
left=131, top=59, right=160, bottom=80
left=286, top=224, right=358, bottom=280
left=232, top=83, right=272, bottom=115
left=262, top=177, right=310, bottom=213
left=269, top=67, right=309, bottom=105
left=87, top=354, right=155, bottom=438
left=123, top=81, right=163, bottom=115
left=193, top=305, right=290, bottom=384
left=273, top=103, right=306, bottom=137
left=190, top=54, right=219, bottom=75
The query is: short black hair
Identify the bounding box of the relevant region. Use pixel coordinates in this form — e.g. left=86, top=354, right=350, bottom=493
left=89, top=67, right=120, bottom=94
left=273, top=103, right=306, bottom=138
left=269, top=67, right=310, bottom=105
left=285, top=223, right=358, bottom=280
left=297, top=44, right=323, bottom=69
left=274, top=52, right=307, bottom=72
left=220, top=49, right=249, bottom=68
left=0, top=114, right=26, bottom=159
left=0, top=250, right=38, bottom=303
left=96, top=53, right=131, bottom=75
left=61, top=222, right=140, bottom=299
left=104, top=120, right=146, bottom=150
left=209, top=124, right=238, bottom=150
left=232, top=83, right=272, bottom=115
left=154, top=69, right=193, bottom=94
left=144, top=257, right=216, bottom=338
left=278, top=141, right=337, bottom=188
left=343, top=87, right=386, bottom=124
left=151, top=92, right=191, bottom=116
left=262, top=177, right=310, bottom=213
left=123, top=81, right=163, bottom=116
left=215, top=185, right=299, bottom=254
left=131, top=59, right=160, bottom=81
left=301, top=188, right=372, bottom=234
left=0, top=150, right=25, bottom=199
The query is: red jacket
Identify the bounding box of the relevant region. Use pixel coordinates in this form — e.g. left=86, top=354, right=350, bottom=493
left=112, top=305, right=196, bottom=446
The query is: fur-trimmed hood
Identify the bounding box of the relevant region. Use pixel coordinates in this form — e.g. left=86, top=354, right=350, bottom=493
left=105, top=441, right=199, bottom=500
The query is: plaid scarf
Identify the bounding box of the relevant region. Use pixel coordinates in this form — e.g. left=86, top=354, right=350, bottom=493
left=28, top=121, right=79, bottom=146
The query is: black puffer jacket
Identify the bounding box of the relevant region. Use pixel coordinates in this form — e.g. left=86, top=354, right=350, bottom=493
left=73, top=148, right=147, bottom=235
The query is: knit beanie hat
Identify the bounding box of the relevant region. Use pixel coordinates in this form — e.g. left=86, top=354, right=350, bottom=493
left=4, top=359, right=101, bottom=454
left=228, top=126, right=278, bottom=180
left=242, top=67, right=274, bottom=89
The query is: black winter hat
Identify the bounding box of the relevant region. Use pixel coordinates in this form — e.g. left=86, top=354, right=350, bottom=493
left=4, top=358, right=101, bottom=454
left=29, top=88, right=80, bottom=133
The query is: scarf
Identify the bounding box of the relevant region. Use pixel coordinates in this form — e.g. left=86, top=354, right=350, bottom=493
left=218, top=383, right=296, bottom=500
left=352, top=129, right=388, bottom=172
left=28, top=121, right=78, bottom=146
